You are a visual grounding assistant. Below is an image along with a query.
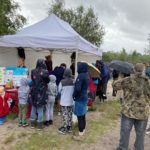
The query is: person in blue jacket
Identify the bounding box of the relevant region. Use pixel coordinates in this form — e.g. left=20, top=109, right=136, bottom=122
left=73, top=62, right=89, bottom=140
left=99, top=60, right=110, bottom=99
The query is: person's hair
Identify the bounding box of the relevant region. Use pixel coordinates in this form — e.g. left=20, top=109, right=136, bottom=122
left=17, top=47, right=25, bottom=59
left=60, top=63, right=67, bottom=68
left=45, top=55, right=52, bottom=61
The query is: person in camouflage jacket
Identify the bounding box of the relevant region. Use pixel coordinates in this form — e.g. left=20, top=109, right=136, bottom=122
left=113, top=63, right=150, bottom=150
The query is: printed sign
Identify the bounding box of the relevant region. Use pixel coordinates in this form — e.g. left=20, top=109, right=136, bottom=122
left=6, top=67, right=28, bottom=87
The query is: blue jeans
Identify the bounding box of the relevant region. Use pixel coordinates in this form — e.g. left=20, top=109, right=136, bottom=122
left=30, top=106, right=44, bottom=122
left=117, top=114, right=148, bottom=150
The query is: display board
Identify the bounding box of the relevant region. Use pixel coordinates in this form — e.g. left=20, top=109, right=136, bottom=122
left=6, top=67, right=28, bottom=87
left=0, top=67, right=28, bottom=87
left=0, top=67, right=6, bottom=85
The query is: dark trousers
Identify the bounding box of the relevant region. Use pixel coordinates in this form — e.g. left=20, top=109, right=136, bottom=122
left=77, top=115, right=86, bottom=132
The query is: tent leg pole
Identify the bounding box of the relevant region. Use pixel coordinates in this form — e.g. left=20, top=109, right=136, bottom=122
left=73, top=49, right=78, bottom=124
left=75, top=49, right=78, bottom=79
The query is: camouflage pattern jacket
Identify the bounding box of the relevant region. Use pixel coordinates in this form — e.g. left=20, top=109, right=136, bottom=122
left=113, top=72, right=150, bottom=120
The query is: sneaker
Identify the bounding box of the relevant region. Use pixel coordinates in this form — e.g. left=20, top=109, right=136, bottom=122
left=102, top=94, right=107, bottom=99
left=58, top=127, right=67, bottom=135
left=49, top=120, right=53, bottom=125
left=67, top=126, right=72, bottom=133
left=58, top=112, right=61, bottom=116
left=22, top=122, right=28, bottom=127
left=44, top=121, right=49, bottom=126
left=18, top=119, right=22, bottom=127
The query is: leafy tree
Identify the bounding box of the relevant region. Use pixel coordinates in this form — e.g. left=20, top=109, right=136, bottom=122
left=103, top=49, right=150, bottom=64
left=144, top=33, right=150, bottom=55
left=48, top=0, right=105, bottom=46
left=0, top=0, right=26, bottom=35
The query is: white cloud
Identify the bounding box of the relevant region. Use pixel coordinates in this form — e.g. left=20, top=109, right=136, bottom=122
left=15, top=0, right=150, bottom=53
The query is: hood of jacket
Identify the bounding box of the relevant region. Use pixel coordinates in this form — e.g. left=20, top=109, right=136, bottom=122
left=99, top=60, right=104, bottom=67
left=77, top=62, right=88, bottom=74
left=36, top=59, right=47, bottom=70
left=63, top=68, right=72, bottom=78
left=49, top=75, right=56, bottom=83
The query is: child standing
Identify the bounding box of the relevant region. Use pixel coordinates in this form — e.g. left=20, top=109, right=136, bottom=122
left=45, top=75, right=57, bottom=126
left=18, top=78, right=30, bottom=127
left=58, top=68, right=74, bottom=134
left=0, top=86, right=12, bottom=125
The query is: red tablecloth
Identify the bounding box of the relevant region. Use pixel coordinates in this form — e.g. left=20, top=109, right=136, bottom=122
left=6, top=89, right=31, bottom=118
left=6, top=89, right=18, bottom=114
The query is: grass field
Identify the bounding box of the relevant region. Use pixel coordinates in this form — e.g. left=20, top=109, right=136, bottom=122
left=12, top=100, right=120, bottom=150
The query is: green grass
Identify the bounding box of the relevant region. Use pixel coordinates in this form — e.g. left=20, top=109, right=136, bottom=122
left=13, top=101, right=120, bottom=150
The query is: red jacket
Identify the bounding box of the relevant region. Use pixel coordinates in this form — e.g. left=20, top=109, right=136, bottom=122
left=89, top=78, right=96, bottom=93
left=0, top=93, right=11, bottom=117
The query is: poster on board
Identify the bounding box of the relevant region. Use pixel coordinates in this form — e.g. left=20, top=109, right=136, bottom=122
left=5, top=67, right=28, bottom=87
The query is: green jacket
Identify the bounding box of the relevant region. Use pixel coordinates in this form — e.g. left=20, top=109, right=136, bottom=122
left=113, top=73, right=150, bottom=120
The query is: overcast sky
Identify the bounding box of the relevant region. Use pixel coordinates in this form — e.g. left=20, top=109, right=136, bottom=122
left=15, top=0, right=150, bottom=54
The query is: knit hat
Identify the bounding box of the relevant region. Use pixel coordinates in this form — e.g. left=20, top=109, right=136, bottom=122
left=134, top=63, right=145, bottom=73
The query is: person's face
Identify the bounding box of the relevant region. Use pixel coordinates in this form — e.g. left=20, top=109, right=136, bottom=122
left=96, top=63, right=101, bottom=70
left=62, top=66, right=66, bottom=70
left=18, top=58, right=24, bottom=66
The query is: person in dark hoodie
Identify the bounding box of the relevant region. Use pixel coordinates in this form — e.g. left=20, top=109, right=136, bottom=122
left=73, top=62, right=89, bottom=140
left=30, top=59, right=49, bottom=130
left=98, top=60, right=110, bottom=99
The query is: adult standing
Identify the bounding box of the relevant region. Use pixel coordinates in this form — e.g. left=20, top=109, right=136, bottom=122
left=30, top=59, right=49, bottom=130
left=70, top=52, right=76, bottom=76
left=17, top=58, right=26, bottom=68
left=73, top=62, right=89, bottom=140
left=17, top=47, right=26, bottom=68
left=45, top=55, right=53, bottom=74
left=113, top=63, right=150, bottom=150
left=99, top=60, right=110, bottom=99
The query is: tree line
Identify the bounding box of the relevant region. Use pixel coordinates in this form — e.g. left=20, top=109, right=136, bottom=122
left=103, top=48, right=150, bottom=64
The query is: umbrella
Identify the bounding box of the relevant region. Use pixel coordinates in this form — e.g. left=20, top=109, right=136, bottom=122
left=81, top=61, right=100, bottom=78
left=109, top=60, right=134, bottom=74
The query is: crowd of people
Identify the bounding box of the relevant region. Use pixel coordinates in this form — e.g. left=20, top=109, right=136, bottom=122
left=1, top=54, right=150, bottom=148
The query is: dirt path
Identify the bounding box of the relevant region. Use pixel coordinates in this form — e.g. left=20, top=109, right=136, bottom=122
left=84, top=119, right=150, bottom=150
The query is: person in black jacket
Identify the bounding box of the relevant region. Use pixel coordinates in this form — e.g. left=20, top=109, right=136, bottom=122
left=30, top=59, right=49, bottom=130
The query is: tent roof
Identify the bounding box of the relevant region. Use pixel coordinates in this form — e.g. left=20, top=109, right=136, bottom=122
left=0, top=14, right=102, bottom=56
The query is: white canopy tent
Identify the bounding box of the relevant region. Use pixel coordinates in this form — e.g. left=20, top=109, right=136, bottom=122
left=0, top=14, right=102, bottom=78
left=0, top=14, right=102, bottom=56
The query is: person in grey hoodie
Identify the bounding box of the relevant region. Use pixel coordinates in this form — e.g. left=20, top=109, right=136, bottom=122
left=18, top=78, right=30, bottom=127
left=45, top=75, right=57, bottom=126
left=58, top=68, right=74, bottom=134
